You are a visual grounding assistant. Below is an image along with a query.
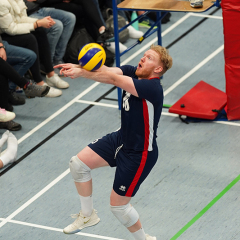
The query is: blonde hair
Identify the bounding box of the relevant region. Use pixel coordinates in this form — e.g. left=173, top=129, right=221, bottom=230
left=150, top=44, right=173, bottom=75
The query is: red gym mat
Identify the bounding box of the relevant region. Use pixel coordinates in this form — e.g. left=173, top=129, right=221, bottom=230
left=169, top=81, right=227, bottom=120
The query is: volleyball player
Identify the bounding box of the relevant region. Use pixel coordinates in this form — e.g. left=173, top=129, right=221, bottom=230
left=55, top=44, right=172, bottom=240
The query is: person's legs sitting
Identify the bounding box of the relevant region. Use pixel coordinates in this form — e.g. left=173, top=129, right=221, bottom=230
left=4, top=41, right=36, bottom=77
left=30, top=8, right=76, bottom=64
left=32, top=27, right=69, bottom=90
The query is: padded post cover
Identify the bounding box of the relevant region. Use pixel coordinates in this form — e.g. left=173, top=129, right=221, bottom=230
left=222, top=0, right=240, bottom=120
left=169, top=81, right=227, bottom=120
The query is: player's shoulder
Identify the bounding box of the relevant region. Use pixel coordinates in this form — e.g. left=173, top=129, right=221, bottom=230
left=120, top=65, right=137, bottom=77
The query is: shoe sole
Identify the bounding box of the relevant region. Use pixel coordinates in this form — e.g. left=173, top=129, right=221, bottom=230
left=41, top=86, right=50, bottom=97
left=0, top=115, right=15, bottom=123
left=138, top=23, right=157, bottom=29
left=0, top=124, right=22, bottom=131
left=46, top=80, right=69, bottom=89
left=63, top=217, right=100, bottom=234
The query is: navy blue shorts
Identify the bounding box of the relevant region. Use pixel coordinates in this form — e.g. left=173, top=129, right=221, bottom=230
left=88, top=131, right=158, bottom=197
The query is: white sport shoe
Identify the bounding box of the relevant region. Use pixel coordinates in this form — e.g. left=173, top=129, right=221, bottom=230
left=189, top=0, right=203, bottom=8
left=107, top=42, right=127, bottom=54
left=63, top=209, right=100, bottom=234
left=127, top=25, right=144, bottom=39
left=0, top=108, right=15, bottom=122
left=145, top=234, right=157, bottom=240
left=43, top=83, right=62, bottom=98
left=46, top=73, right=69, bottom=89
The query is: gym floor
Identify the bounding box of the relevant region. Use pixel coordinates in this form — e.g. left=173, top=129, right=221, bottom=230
left=1, top=6, right=240, bottom=240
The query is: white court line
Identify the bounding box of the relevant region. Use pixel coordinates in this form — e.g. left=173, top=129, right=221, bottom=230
left=121, top=13, right=192, bottom=66
left=76, top=100, right=118, bottom=108
left=74, top=101, right=240, bottom=127
left=0, top=218, right=124, bottom=240
left=190, top=12, right=223, bottom=19
left=0, top=169, right=70, bottom=228
left=164, top=45, right=224, bottom=96
left=17, top=82, right=100, bottom=144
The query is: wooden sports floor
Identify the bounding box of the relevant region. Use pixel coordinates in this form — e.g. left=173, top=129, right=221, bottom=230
left=1, top=5, right=240, bottom=240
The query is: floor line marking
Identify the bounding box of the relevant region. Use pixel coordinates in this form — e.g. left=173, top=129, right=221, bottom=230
left=73, top=103, right=240, bottom=127
left=17, top=82, right=100, bottom=144
left=121, top=13, right=192, bottom=66
left=170, top=174, right=240, bottom=240
left=0, top=169, right=70, bottom=229
left=76, top=100, right=118, bottom=108
left=0, top=218, right=125, bottom=240
left=164, top=45, right=224, bottom=96
left=161, top=112, right=240, bottom=126
left=190, top=12, right=223, bottom=19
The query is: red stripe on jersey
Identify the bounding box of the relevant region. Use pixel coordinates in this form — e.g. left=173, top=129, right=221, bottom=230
left=125, top=99, right=150, bottom=197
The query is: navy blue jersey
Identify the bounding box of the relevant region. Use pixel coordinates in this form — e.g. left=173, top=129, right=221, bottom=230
left=119, top=65, right=163, bottom=151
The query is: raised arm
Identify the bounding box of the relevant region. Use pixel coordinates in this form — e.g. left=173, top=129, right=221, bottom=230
left=97, top=65, right=124, bottom=75
left=57, top=65, right=138, bottom=97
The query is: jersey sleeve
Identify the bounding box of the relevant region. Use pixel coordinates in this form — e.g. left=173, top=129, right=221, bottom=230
left=132, top=78, right=163, bottom=104
left=119, top=65, right=137, bottom=78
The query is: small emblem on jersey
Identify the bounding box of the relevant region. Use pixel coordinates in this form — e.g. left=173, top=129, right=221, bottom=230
left=91, top=138, right=100, bottom=144
left=123, top=92, right=131, bottom=111
left=119, top=185, right=126, bottom=191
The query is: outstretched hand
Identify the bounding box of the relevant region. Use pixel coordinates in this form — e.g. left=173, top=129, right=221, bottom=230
left=54, top=63, right=87, bottom=78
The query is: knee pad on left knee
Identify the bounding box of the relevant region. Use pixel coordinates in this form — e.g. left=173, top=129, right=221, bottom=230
left=110, top=203, right=139, bottom=228
left=69, top=156, right=91, bottom=183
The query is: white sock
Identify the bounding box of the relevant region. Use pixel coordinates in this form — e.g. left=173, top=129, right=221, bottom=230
left=132, top=227, right=146, bottom=240
left=0, top=132, right=18, bottom=167
left=127, top=25, right=144, bottom=39
left=0, top=130, right=9, bottom=153
left=79, top=195, right=93, bottom=217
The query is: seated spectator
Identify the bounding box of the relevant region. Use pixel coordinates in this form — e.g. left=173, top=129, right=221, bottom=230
left=96, top=0, right=144, bottom=38
left=23, top=0, right=76, bottom=65
left=42, top=0, right=114, bottom=44
left=42, top=0, right=124, bottom=54
left=0, top=57, right=50, bottom=130
left=0, top=1, right=70, bottom=97
left=0, top=131, right=18, bottom=169
left=1, top=34, right=35, bottom=108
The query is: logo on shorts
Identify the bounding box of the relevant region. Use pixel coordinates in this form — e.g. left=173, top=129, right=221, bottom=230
left=119, top=185, right=126, bottom=191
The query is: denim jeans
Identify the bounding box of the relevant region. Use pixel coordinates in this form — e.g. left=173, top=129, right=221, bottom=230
left=3, top=41, right=36, bottom=90
left=30, top=8, right=76, bottom=62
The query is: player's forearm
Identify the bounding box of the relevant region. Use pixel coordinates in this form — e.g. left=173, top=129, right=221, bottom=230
left=97, top=65, right=123, bottom=75
left=83, top=70, right=117, bottom=85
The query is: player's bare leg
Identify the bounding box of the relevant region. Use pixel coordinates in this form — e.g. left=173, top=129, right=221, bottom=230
left=63, top=147, right=108, bottom=234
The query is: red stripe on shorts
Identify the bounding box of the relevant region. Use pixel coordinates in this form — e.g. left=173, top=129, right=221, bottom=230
left=126, top=99, right=150, bottom=197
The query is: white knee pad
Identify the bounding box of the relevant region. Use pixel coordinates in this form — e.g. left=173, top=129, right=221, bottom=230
left=69, top=156, right=92, bottom=182
left=110, top=203, right=139, bottom=228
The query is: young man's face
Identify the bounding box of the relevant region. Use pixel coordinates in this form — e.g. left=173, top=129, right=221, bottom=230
left=135, top=49, right=163, bottom=79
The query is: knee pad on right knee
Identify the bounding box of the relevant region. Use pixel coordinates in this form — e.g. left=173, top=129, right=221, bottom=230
left=110, top=203, right=139, bottom=228
left=69, top=156, right=91, bottom=182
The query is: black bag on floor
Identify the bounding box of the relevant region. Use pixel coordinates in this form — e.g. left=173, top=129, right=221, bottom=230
left=63, top=28, right=115, bottom=67
left=63, top=28, right=94, bottom=64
